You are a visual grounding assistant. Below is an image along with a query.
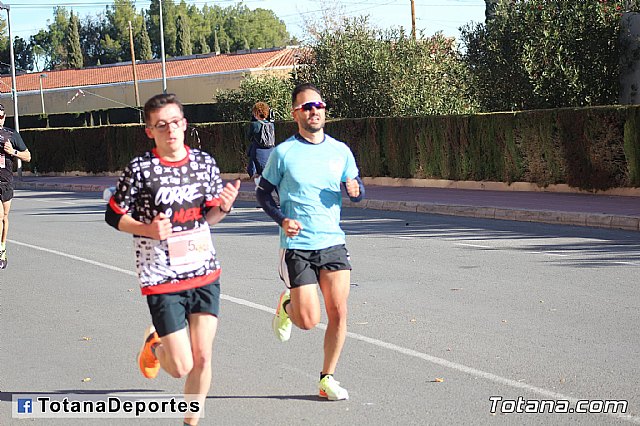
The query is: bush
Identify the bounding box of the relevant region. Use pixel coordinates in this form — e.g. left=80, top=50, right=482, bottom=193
left=461, top=0, right=637, bottom=112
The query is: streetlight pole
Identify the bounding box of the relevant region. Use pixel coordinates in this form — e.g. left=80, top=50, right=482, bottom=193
left=0, top=1, right=21, bottom=177
left=159, top=0, right=167, bottom=94
left=39, top=73, right=47, bottom=114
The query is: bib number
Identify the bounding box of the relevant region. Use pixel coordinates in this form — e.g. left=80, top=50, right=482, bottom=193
left=167, top=226, right=213, bottom=266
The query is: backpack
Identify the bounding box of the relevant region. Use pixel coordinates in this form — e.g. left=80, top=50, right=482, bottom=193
left=256, top=121, right=275, bottom=148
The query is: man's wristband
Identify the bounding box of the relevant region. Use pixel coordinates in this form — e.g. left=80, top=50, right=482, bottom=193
left=13, top=149, right=18, bottom=156
left=219, top=205, right=232, bottom=214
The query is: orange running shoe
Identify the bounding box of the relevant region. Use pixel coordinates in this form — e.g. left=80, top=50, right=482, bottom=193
left=137, top=325, right=160, bottom=379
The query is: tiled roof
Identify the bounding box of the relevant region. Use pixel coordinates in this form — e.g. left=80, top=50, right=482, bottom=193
left=0, top=47, right=300, bottom=94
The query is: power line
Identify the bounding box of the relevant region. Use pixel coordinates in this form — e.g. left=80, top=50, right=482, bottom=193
left=11, top=0, right=241, bottom=8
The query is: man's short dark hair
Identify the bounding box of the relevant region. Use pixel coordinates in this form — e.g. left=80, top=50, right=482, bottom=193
left=143, top=93, right=184, bottom=124
left=292, top=83, right=322, bottom=106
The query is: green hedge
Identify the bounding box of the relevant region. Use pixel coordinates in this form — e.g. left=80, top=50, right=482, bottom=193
left=19, top=105, right=640, bottom=190
left=17, top=104, right=227, bottom=130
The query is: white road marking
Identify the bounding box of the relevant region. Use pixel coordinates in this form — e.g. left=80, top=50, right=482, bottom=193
left=9, top=239, right=137, bottom=277
left=8, top=238, right=640, bottom=424
left=614, top=261, right=640, bottom=266
left=455, top=243, right=493, bottom=249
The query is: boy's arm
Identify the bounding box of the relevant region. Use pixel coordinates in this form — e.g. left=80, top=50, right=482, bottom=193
left=205, top=179, right=240, bottom=226
left=105, top=203, right=172, bottom=240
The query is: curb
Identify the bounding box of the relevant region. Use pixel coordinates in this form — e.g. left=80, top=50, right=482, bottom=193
left=15, top=181, right=639, bottom=232
left=341, top=199, right=639, bottom=232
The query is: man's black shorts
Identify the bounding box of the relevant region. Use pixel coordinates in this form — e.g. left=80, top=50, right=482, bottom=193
left=0, top=183, right=13, bottom=203
left=279, top=244, right=352, bottom=288
left=146, top=279, right=220, bottom=337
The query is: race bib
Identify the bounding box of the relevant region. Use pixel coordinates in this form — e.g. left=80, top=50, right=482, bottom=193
left=167, top=226, right=213, bottom=266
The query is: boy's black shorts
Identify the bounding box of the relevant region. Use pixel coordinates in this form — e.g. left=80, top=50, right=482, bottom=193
left=146, top=279, right=220, bottom=337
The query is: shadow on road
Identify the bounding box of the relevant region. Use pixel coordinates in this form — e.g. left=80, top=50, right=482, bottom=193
left=0, top=390, right=165, bottom=401
left=1, top=391, right=325, bottom=403
left=15, top=195, right=640, bottom=269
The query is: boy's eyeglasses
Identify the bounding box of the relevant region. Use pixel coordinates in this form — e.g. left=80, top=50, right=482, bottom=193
left=293, top=101, right=326, bottom=112
left=148, top=117, right=184, bottom=131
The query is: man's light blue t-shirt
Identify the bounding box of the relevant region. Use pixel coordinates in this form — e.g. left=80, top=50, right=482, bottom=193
left=261, top=134, right=359, bottom=250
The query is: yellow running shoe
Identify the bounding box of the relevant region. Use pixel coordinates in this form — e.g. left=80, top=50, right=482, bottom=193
left=319, top=375, right=349, bottom=401
left=137, top=325, right=160, bottom=379
left=272, top=290, right=292, bottom=342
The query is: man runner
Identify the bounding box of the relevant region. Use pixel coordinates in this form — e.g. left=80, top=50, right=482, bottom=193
left=0, top=104, right=31, bottom=269
left=256, top=82, right=365, bottom=401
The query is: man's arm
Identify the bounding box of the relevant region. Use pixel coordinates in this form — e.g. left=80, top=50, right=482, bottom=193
left=343, top=176, right=365, bottom=202
left=255, top=177, right=302, bottom=237
left=256, top=177, right=286, bottom=225
left=13, top=149, right=31, bottom=163
left=2, top=140, right=30, bottom=162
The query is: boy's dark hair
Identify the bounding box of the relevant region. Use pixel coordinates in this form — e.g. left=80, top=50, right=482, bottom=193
left=291, top=83, right=322, bottom=106
left=143, top=93, right=184, bottom=124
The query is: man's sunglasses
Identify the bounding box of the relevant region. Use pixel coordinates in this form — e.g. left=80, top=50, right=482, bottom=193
left=293, top=101, right=326, bottom=112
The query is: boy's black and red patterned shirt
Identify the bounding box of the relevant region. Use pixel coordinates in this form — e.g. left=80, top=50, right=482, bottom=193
left=109, top=146, right=224, bottom=295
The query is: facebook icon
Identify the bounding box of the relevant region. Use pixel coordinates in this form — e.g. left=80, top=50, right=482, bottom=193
left=17, top=399, right=32, bottom=414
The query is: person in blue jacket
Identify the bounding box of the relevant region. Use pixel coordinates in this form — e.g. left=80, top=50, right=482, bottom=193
left=246, top=101, right=275, bottom=188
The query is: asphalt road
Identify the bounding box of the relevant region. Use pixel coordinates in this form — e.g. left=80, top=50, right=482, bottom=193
left=1, top=190, right=639, bottom=425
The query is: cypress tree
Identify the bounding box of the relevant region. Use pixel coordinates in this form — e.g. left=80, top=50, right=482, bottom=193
left=137, top=24, right=153, bottom=60
left=67, top=12, right=83, bottom=68
left=199, top=34, right=211, bottom=54
left=175, top=14, right=192, bottom=56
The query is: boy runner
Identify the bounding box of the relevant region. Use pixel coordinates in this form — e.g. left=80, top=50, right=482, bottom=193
left=105, top=93, right=239, bottom=425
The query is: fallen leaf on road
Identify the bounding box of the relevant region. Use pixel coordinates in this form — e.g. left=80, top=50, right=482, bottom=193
left=81, top=378, right=91, bottom=383
left=81, top=336, right=92, bottom=341
left=410, top=318, right=417, bottom=323
left=354, top=322, right=369, bottom=325
left=433, top=378, right=444, bottom=382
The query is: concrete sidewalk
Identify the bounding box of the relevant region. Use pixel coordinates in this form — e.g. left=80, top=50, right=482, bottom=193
left=13, top=175, right=640, bottom=231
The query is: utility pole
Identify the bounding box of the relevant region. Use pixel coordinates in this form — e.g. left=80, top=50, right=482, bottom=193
left=0, top=2, right=21, bottom=177
left=128, top=21, right=141, bottom=109
left=410, top=0, right=416, bottom=40
left=159, top=0, right=167, bottom=94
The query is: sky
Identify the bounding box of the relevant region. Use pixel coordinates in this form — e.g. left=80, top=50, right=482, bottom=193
left=7, top=0, right=487, bottom=43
